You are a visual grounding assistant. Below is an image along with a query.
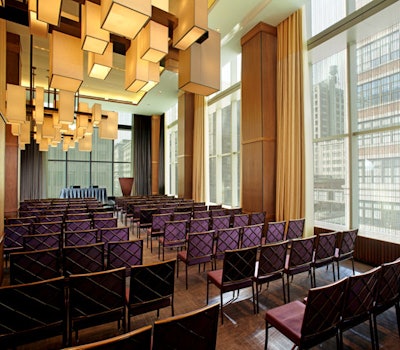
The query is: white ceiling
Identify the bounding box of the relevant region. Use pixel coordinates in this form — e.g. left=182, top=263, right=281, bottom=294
left=6, top=0, right=307, bottom=115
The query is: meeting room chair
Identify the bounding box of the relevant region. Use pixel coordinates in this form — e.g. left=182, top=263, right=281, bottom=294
left=177, top=231, right=215, bottom=289
left=23, top=231, right=61, bottom=251
left=0, top=277, right=66, bottom=348
left=311, top=231, right=337, bottom=287
left=249, top=211, right=266, bottom=225
left=32, top=221, right=63, bottom=234
left=147, top=212, right=172, bottom=252
left=284, top=235, right=316, bottom=302
left=339, top=266, right=381, bottom=349
left=213, top=227, right=241, bottom=267
left=158, top=220, right=187, bottom=260
left=107, top=239, right=143, bottom=273
left=285, top=218, right=305, bottom=240
left=68, top=267, right=126, bottom=346
left=98, top=226, right=129, bottom=251
left=189, top=217, right=211, bottom=233
left=264, top=277, right=347, bottom=350
left=64, top=229, right=98, bottom=247
left=127, top=259, right=176, bottom=331
left=253, top=240, right=288, bottom=313
left=63, top=242, right=105, bottom=276
left=372, top=258, right=400, bottom=348
left=334, top=228, right=358, bottom=279
left=241, top=223, right=263, bottom=248
left=207, top=246, right=258, bottom=324
left=231, top=213, right=250, bottom=228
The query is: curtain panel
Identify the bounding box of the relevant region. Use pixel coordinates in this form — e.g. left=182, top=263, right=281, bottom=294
left=276, top=9, right=305, bottom=221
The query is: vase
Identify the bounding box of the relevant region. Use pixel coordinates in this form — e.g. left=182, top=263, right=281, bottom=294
left=119, top=177, right=134, bottom=196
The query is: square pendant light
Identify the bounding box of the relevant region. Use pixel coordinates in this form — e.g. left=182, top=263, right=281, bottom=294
left=179, top=28, right=220, bottom=96
left=79, top=134, right=92, bottom=152
left=138, top=20, right=168, bottom=63
left=59, top=90, right=75, bottom=125
left=88, top=42, right=113, bottom=80
left=50, top=31, right=83, bottom=92
left=29, top=10, right=48, bottom=38
left=34, top=86, right=44, bottom=125
left=125, top=38, right=148, bottom=93
left=82, top=2, right=109, bottom=54
left=6, top=84, right=26, bottom=124
left=99, top=111, right=118, bottom=140
left=170, top=0, right=208, bottom=50
left=37, top=0, right=62, bottom=26
left=101, top=0, right=151, bottom=39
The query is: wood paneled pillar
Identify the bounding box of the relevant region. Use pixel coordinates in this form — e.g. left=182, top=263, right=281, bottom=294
left=241, top=22, right=277, bottom=222
left=177, top=92, right=194, bottom=199
left=151, top=115, right=161, bottom=195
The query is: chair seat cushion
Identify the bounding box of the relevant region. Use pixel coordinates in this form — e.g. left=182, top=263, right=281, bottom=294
left=265, top=300, right=305, bottom=344
left=207, top=269, right=223, bottom=288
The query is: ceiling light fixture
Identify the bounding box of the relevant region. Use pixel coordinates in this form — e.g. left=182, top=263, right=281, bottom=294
left=88, top=42, right=113, bottom=80
left=36, top=0, right=62, bottom=26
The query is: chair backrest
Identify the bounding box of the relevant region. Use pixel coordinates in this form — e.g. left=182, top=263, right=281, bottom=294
left=209, top=208, right=225, bottom=217
left=6, top=216, right=36, bottom=225
left=286, top=236, right=316, bottom=269
left=250, top=211, right=266, bottom=225
left=286, top=218, right=305, bottom=240
left=99, top=226, right=129, bottom=248
left=211, top=215, right=231, bottom=231
left=173, top=211, right=191, bottom=222
left=341, top=266, right=381, bottom=328
left=214, top=227, right=241, bottom=260
left=62, top=325, right=152, bottom=350
left=9, top=248, right=61, bottom=284
left=66, top=212, right=91, bottom=220
left=152, top=303, right=219, bottom=350
left=241, top=224, right=263, bottom=248
left=92, top=211, right=114, bottom=219
left=314, top=232, right=337, bottom=262
left=163, top=220, right=187, bottom=244
left=265, top=221, right=286, bottom=243
left=37, top=214, right=65, bottom=222
left=189, top=217, right=211, bottom=233
left=32, top=221, right=63, bottom=234
left=139, top=207, right=159, bottom=225
left=336, top=228, right=358, bottom=257
left=257, top=240, right=288, bottom=277
left=65, top=219, right=92, bottom=231
left=93, top=217, right=118, bottom=229
left=186, top=231, right=215, bottom=263
left=68, top=268, right=126, bottom=338
left=232, top=213, right=250, bottom=228
left=4, top=223, right=31, bottom=249
left=374, top=258, right=400, bottom=311
left=192, top=210, right=211, bottom=219
left=0, top=277, right=65, bottom=348
left=23, top=232, right=61, bottom=251
left=63, top=242, right=105, bottom=276
left=152, top=213, right=173, bottom=232
left=128, top=259, right=176, bottom=316
left=301, top=277, right=348, bottom=348
left=208, top=204, right=222, bottom=210
left=64, top=229, right=99, bottom=246
left=107, top=240, right=143, bottom=271
left=222, top=247, right=258, bottom=285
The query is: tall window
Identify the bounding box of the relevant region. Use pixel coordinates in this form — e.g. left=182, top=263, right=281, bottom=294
left=47, top=110, right=132, bottom=198
left=165, top=104, right=178, bottom=196
left=308, top=0, right=400, bottom=242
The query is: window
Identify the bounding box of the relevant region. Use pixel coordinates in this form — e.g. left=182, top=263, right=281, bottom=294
left=165, top=104, right=178, bottom=197
left=308, top=1, right=400, bottom=242
left=47, top=110, right=132, bottom=198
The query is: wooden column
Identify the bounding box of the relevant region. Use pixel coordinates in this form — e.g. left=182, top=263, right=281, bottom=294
left=241, top=22, right=277, bottom=222
left=177, top=91, right=194, bottom=199
left=151, top=115, right=161, bottom=195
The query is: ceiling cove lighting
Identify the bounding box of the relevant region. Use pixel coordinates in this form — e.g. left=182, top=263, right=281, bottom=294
left=170, top=0, right=208, bottom=50
left=36, top=0, right=62, bottom=26
left=82, top=1, right=110, bottom=54
left=101, top=0, right=152, bottom=40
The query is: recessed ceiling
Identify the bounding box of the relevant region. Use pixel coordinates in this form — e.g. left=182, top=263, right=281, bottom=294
left=4, top=0, right=307, bottom=115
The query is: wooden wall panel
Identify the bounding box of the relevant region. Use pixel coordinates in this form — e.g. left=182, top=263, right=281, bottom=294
left=151, top=115, right=161, bottom=195
left=354, top=236, right=400, bottom=266
left=4, top=124, right=18, bottom=217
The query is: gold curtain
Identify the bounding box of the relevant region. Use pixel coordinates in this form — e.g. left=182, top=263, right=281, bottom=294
left=192, top=94, right=205, bottom=202
left=276, top=9, right=305, bottom=221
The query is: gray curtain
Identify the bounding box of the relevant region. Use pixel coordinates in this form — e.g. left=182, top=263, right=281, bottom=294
left=20, top=139, right=47, bottom=200
left=133, top=114, right=151, bottom=195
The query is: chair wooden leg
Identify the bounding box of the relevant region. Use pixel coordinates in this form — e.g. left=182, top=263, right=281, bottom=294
left=396, top=302, right=400, bottom=337
left=286, top=274, right=291, bottom=302
left=373, top=314, right=379, bottom=350
left=264, top=322, right=269, bottom=350
left=185, top=265, right=188, bottom=290
left=281, top=275, right=286, bottom=304
left=337, top=261, right=341, bottom=280
left=332, top=262, right=336, bottom=281
left=220, top=292, right=224, bottom=324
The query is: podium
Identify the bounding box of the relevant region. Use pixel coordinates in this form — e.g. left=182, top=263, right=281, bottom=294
left=119, top=177, right=134, bottom=196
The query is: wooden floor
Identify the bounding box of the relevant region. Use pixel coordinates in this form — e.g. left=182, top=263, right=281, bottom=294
left=2, top=218, right=399, bottom=350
